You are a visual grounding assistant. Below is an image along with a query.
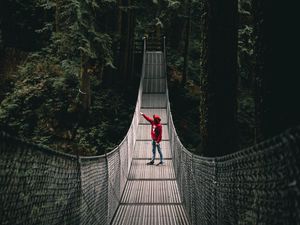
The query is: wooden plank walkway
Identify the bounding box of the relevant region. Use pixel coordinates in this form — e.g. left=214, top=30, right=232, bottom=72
left=111, top=52, right=190, bottom=225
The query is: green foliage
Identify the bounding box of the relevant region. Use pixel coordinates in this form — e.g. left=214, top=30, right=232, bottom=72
left=166, top=0, right=181, bottom=9
left=238, top=0, right=254, bottom=89
left=0, top=0, right=257, bottom=156
left=237, top=91, right=255, bottom=148
left=0, top=55, right=136, bottom=155
left=36, top=0, right=114, bottom=67
left=135, top=0, right=183, bottom=38
left=237, top=0, right=255, bottom=148
left=0, top=56, right=78, bottom=142
left=168, top=78, right=201, bottom=153
left=238, top=25, right=254, bottom=88
left=239, top=0, right=251, bottom=15
left=0, top=0, right=140, bottom=156
left=72, top=83, right=136, bottom=155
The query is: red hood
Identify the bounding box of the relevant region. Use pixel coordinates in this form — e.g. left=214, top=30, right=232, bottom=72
left=153, top=114, right=161, bottom=123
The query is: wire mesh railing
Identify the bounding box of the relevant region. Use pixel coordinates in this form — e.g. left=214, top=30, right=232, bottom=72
left=163, top=38, right=300, bottom=225
left=0, top=39, right=147, bottom=225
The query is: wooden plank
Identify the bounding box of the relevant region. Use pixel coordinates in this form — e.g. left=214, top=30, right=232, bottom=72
left=141, top=94, right=167, bottom=108
left=121, top=180, right=181, bottom=203
left=111, top=205, right=190, bottom=225
left=144, top=64, right=164, bottom=79
left=128, top=160, right=175, bottom=179
left=144, top=52, right=164, bottom=79
left=143, top=78, right=166, bottom=93
left=133, top=141, right=171, bottom=159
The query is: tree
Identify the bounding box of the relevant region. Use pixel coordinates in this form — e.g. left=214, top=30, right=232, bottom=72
left=118, top=0, right=136, bottom=81
left=182, top=0, right=192, bottom=86
left=199, top=0, right=238, bottom=156
left=37, top=0, right=113, bottom=112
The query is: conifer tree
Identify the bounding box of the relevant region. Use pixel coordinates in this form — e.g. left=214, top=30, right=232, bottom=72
left=38, top=0, right=113, bottom=111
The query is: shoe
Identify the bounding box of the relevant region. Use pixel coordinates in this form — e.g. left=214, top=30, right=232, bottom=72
left=156, top=161, right=164, bottom=166
left=147, top=161, right=154, bottom=165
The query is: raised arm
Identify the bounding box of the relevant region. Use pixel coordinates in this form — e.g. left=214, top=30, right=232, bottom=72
left=140, top=112, right=153, bottom=123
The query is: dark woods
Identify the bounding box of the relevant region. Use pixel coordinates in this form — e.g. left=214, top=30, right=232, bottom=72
left=252, top=1, right=300, bottom=141
left=0, top=0, right=299, bottom=156
left=0, top=0, right=139, bottom=155
left=198, top=0, right=300, bottom=156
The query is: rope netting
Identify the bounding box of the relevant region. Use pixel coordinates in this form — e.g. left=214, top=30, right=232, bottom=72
left=0, top=88, right=142, bottom=225
left=0, top=105, right=141, bottom=225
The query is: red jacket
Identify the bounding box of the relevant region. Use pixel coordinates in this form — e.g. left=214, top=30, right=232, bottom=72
left=142, top=114, right=162, bottom=143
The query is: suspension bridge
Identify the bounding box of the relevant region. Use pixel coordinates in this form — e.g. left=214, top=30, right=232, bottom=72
left=0, top=39, right=299, bottom=225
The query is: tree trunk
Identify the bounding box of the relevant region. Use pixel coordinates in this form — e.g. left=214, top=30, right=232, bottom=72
left=119, top=0, right=130, bottom=81
left=80, top=55, right=91, bottom=112
left=55, top=0, right=60, bottom=32
left=155, top=0, right=162, bottom=40
left=253, top=0, right=266, bottom=142
left=119, top=0, right=136, bottom=81
left=116, top=0, right=122, bottom=35
left=199, top=0, right=238, bottom=157
left=128, top=8, right=136, bottom=79
left=182, top=0, right=191, bottom=86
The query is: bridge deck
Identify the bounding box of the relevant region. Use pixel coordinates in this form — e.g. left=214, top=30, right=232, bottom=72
left=111, top=52, right=190, bottom=225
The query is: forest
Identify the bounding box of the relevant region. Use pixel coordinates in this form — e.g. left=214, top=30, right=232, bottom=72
left=1, top=1, right=300, bottom=225
left=0, top=0, right=299, bottom=157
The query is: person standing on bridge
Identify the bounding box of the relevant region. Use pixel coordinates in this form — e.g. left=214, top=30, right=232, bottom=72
left=140, top=112, right=164, bottom=165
